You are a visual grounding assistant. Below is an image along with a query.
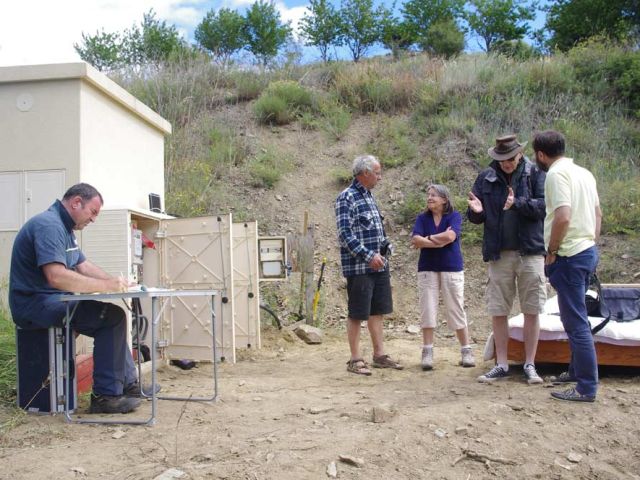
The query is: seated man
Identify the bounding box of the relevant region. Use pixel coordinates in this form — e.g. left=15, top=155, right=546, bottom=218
left=9, top=183, right=155, bottom=414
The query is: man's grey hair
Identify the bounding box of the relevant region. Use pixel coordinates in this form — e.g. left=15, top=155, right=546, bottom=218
left=352, top=154, right=380, bottom=177
left=62, top=183, right=104, bottom=205
left=427, top=184, right=454, bottom=215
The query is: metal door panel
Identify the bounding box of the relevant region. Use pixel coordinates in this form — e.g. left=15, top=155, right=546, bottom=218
left=232, top=222, right=260, bottom=349
left=161, top=215, right=235, bottom=363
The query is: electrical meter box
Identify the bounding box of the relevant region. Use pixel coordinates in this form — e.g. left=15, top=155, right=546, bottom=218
left=258, top=237, right=287, bottom=281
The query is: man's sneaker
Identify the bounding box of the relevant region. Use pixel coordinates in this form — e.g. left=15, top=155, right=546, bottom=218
left=477, top=365, right=509, bottom=383
left=550, top=387, right=595, bottom=403
left=421, top=347, right=433, bottom=371
left=460, top=347, right=475, bottom=368
left=551, top=371, right=576, bottom=385
left=372, top=354, right=404, bottom=370
left=124, top=381, right=162, bottom=398
left=523, top=363, right=543, bottom=385
left=89, top=394, right=141, bottom=414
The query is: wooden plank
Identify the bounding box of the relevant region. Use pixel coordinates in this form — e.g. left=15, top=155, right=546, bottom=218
left=507, top=338, right=640, bottom=367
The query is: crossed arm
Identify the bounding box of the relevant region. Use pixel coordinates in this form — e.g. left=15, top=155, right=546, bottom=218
left=411, top=227, right=456, bottom=249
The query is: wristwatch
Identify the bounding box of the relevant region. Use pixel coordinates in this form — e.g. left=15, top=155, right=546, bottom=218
left=547, top=247, right=559, bottom=255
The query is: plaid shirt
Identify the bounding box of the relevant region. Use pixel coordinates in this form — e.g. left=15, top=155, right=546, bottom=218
left=335, top=179, right=387, bottom=277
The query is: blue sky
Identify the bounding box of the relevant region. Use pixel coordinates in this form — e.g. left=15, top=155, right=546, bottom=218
left=0, top=0, right=547, bottom=66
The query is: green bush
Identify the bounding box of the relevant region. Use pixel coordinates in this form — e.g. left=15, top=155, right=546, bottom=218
left=369, top=116, right=417, bottom=168
left=231, top=71, right=267, bottom=101
left=253, top=80, right=313, bottom=125
left=208, top=127, right=250, bottom=171
left=317, top=101, right=352, bottom=140
left=422, top=19, right=465, bottom=59
left=329, top=167, right=353, bottom=186
left=249, top=148, right=292, bottom=188
left=253, top=94, right=292, bottom=125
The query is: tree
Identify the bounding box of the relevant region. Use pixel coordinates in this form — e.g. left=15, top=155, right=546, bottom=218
left=339, top=0, right=384, bottom=62
left=244, top=0, right=292, bottom=67
left=74, top=30, right=123, bottom=71
left=465, top=0, right=535, bottom=52
left=401, top=0, right=465, bottom=50
left=299, top=0, right=343, bottom=62
left=195, top=8, right=246, bottom=65
left=423, top=18, right=465, bottom=58
left=124, top=9, right=189, bottom=65
left=379, top=4, right=415, bottom=60
left=544, top=0, right=639, bottom=51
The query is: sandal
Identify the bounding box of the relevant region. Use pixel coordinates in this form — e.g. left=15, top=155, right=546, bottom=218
left=372, top=354, right=404, bottom=370
left=347, top=358, right=372, bottom=376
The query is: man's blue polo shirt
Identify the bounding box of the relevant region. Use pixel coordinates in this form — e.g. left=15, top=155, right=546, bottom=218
left=9, top=200, right=85, bottom=328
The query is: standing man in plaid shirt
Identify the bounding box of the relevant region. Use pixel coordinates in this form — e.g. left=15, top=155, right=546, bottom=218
left=335, top=155, right=403, bottom=375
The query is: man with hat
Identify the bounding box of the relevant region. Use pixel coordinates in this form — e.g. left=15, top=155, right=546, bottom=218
left=467, top=134, right=547, bottom=384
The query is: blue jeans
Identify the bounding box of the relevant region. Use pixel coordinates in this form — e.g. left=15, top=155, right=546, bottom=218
left=546, top=246, right=599, bottom=397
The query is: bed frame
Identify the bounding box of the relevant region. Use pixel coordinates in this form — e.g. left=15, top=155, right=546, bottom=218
left=507, top=284, right=640, bottom=367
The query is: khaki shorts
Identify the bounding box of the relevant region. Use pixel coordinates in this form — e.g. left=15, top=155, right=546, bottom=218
left=486, top=251, right=546, bottom=316
left=417, top=271, right=468, bottom=331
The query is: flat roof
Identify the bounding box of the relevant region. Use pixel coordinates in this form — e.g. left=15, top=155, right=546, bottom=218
left=0, top=62, right=172, bottom=135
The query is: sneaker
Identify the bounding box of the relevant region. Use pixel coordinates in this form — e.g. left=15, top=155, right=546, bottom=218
left=124, top=381, right=162, bottom=398
left=372, top=354, right=404, bottom=370
left=89, top=393, right=141, bottom=414
left=460, top=347, right=475, bottom=368
left=550, top=387, right=595, bottom=403
left=523, top=364, right=543, bottom=385
left=551, top=371, right=576, bottom=385
left=421, top=347, right=433, bottom=371
left=477, top=365, right=509, bottom=383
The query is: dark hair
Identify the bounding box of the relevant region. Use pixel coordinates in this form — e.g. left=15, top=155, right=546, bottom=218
left=427, top=184, right=454, bottom=215
left=532, top=130, right=565, bottom=158
left=62, top=183, right=104, bottom=205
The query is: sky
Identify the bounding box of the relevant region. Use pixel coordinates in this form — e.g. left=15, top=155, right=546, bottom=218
left=0, top=0, right=547, bottom=67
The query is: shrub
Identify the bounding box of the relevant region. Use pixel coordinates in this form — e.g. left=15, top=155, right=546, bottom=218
left=316, top=100, right=352, bottom=140
left=395, top=191, right=425, bottom=225
left=369, top=116, right=418, bottom=168
left=422, top=19, right=465, bottom=59
left=253, top=94, right=292, bottom=125
left=248, top=148, right=292, bottom=188
left=231, top=71, right=267, bottom=101
left=329, top=167, right=353, bottom=186
left=253, top=80, right=313, bottom=125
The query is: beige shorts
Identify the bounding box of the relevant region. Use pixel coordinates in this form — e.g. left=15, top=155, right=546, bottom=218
left=486, top=251, right=546, bottom=316
left=417, top=271, right=468, bottom=331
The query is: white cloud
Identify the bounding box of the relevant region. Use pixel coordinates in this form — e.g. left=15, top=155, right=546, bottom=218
left=0, top=0, right=313, bottom=67
left=0, top=0, right=207, bottom=66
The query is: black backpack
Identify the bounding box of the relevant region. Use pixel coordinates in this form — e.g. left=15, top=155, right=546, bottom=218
left=588, top=273, right=640, bottom=334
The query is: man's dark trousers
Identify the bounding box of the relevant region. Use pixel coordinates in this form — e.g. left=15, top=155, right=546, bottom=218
left=547, top=246, right=599, bottom=397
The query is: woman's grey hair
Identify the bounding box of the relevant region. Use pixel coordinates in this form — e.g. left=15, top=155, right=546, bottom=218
left=352, top=154, right=379, bottom=176
left=427, top=184, right=454, bottom=215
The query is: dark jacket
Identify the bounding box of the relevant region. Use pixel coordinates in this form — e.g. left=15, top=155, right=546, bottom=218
left=467, top=157, right=546, bottom=262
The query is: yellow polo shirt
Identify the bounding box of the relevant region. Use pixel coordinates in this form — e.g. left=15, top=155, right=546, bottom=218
left=544, top=157, right=599, bottom=257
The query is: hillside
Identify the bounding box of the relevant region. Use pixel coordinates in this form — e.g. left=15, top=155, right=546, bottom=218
left=1, top=49, right=640, bottom=479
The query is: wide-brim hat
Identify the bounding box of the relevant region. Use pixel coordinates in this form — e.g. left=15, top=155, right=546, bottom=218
left=488, top=134, right=527, bottom=161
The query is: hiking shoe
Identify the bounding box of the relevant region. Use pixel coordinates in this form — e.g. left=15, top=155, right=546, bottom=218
left=372, top=354, right=404, bottom=370
left=551, top=371, right=576, bottom=385
left=477, top=365, right=509, bottom=383
left=460, top=347, right=475, bottom=368
left=550, top=387, right=595, bottom=403
left=124, top=381, right=162, bottom=398
left=524, top=364, right=543, bottom=385
left=89, top=394, right=141, bottom=414
left=421, top=347, right=433, bottom=371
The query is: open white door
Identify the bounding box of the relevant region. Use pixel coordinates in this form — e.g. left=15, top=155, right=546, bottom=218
left=159, top=214, right=235, bottom=363
left=232, top=221, right=260, bottom=349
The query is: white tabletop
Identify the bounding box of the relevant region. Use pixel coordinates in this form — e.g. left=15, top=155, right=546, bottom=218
left=59, top=288, right=217, bottom=302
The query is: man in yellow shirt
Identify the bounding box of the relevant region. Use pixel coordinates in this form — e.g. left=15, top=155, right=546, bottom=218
left=533, top=130, right=602, bottom=402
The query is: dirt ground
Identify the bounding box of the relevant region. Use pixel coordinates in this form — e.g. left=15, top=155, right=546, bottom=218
left=1, top=324, right=639, bottom=480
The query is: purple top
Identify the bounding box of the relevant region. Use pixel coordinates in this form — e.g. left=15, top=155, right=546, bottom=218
left=412, top=210, right=464, bottom=272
